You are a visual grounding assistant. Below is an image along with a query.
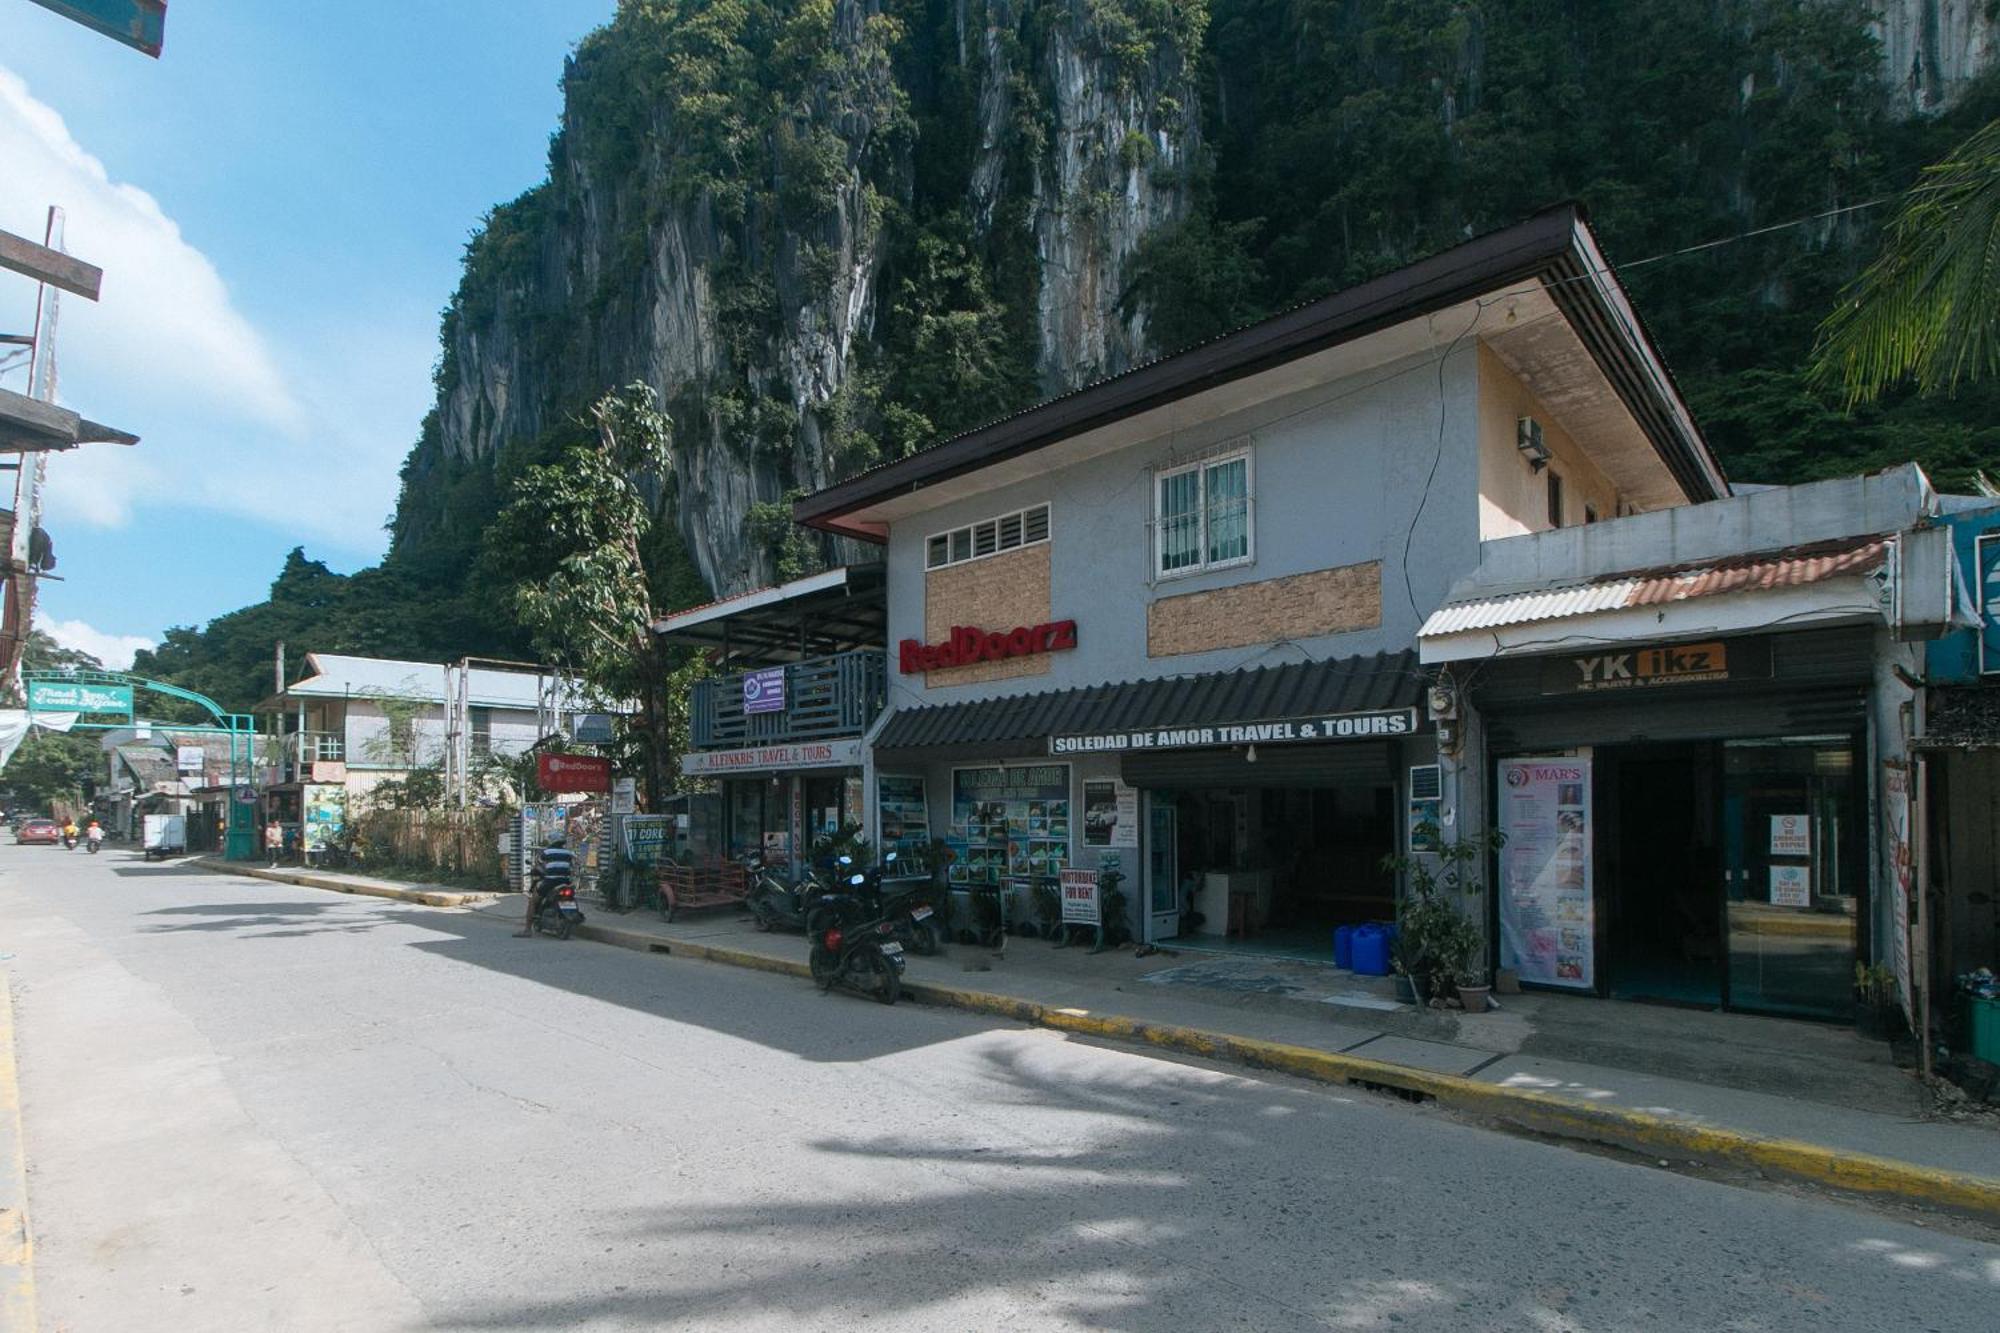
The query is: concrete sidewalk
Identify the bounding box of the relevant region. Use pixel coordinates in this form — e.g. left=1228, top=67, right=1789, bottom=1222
left=204, top=859, right=2000, bottom=1218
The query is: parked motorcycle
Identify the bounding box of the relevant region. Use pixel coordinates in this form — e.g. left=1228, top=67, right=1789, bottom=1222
left=529, top=843, right=583, bottom=940
left=744, top=852, right=826, bottom=933
left=806, top=868, right=905, bottom=1004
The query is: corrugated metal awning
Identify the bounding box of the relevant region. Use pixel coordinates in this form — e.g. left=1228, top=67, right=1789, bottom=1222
left=874, top=651, right=1422, bottom=751
left=1420, top=536, right=1890, bottom=638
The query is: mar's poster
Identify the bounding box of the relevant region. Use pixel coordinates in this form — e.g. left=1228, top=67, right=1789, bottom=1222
left=1495, top=754, right=1594, bottom=991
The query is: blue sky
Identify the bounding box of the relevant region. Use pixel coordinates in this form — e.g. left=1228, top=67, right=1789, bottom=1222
left=0, top=0, right=615, bottom=665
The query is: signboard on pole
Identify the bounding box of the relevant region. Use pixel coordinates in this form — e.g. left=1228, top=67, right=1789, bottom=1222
left=538, top=752, right=612, bottom=793
left=175, top=745, right=205, bottom=775
left=742, top=667, right=786, bottom=715
left=1495, top=754, right=1594, bottom=991
left=571, top=713, right=617, bottom=744
left=611, top=776, right=637, bottom=815
left=27, top=679, right=132, bottom=716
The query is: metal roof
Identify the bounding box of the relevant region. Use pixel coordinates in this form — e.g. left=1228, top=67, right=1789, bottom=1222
left=281, top=654, right=581, bottom=710
left=1420, top=536, right=1890, bottom=638
left=874, top=651, right=1422, bottom=751
left=652, top=563, right=886, bottom=666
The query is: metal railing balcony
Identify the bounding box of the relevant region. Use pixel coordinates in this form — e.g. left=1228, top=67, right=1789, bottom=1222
left=281, top=730, right=346, bottom=782
left=692, top=649, right=885, bottom=750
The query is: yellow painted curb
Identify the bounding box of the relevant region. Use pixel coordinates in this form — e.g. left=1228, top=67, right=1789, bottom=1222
left=0, top=974, right=37, bottom=1332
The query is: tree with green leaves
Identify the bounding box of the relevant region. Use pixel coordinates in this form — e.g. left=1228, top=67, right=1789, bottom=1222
left=482, top=383, right=704, bottom=806
left=1812, top=119, right=2000, bottom=405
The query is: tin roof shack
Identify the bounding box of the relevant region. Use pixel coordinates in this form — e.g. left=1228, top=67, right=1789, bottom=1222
left=796, top=205, right=1726, bottom=956
left=1420, top=465, right=1960, bottom=1026
left=654, top=565, right=887, bottom=868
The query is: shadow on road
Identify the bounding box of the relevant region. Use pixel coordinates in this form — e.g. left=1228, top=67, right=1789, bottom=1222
left=138, top=899, right=430, bottom=937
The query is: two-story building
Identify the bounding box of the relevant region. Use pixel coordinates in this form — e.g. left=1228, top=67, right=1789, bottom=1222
left=794, top=204, right=1728, bottom=952
left=258, top=653, right=586, bottom=850
left=657, top=565, right=887, bottom=865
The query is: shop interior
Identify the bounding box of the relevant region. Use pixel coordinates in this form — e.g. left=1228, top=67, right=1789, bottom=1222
left=1155, top=780, right=1397, bottom=958
left=1597, top=736, right=1862, bottom=1019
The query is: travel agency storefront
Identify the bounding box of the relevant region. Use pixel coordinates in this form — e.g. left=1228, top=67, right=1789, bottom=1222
left=868, top=650, right=1431, bottom=953
left=656, top=566, right=887, bottom=867
left=1421, top=471, right=1953, bottom=1021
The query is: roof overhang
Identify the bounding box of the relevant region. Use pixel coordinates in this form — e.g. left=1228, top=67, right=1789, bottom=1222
left=796, top=204, right=1725, bottom=541
left=0, top=387, right=138, bottom=452
left=653, top=563, right=886, bottom=665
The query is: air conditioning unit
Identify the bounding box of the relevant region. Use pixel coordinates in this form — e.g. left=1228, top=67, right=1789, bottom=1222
left=1891, top=525, right=1954, bottom=641
left=1515, top=416, right=1549, bottom=470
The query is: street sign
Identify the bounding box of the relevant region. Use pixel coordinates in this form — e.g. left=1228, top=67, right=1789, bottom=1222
left=233, top=786, right=257, bottom=805
left=27, top=1, right=167, bottom=57
left=27, top=679, right=132, bottom=716
left=537, top=752, right=611, bottom=793
left=572, top=712, right=616, bottom=744
left=175, top=745, right=204, bottom=775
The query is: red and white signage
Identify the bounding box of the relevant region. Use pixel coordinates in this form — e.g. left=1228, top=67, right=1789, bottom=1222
left=537, top=752, right=612, bottom=793
left=898, top=620, right=1077, bottom=674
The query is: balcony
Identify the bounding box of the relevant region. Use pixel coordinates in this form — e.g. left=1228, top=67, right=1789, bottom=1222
left=692, top=650, right=885, bottom=750
left=280, top=730, right=346, bottom=783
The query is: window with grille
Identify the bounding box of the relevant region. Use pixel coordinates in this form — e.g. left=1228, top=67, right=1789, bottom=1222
left=924, top=503, right=1052, bottom=570
left=1154, top=450, right=1253, bottom=579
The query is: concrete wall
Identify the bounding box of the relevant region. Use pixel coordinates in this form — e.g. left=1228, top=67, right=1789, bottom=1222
left=341, top=701, right=542, bottom=770
left=885, top=345, right=1486, bottom=714
left=1458, top=464, right=1938, bottom=596
left=1476, top=344, right=1622, bottom=538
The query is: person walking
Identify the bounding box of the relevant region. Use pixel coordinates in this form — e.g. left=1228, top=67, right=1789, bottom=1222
left=264, top=820, right=283, bottom=867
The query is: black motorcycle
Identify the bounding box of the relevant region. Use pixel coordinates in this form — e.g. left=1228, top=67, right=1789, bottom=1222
left=806, top=869, right=905, bottom=1004
left=744, top=852, right=826, bottom=934
left=529, top=844, right=584, bottom=940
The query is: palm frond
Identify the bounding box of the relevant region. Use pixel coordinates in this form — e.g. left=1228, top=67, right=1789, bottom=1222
left=1810, top=118, right=2000, bottom=405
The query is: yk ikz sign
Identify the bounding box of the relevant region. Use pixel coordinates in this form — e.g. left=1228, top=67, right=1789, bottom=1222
left=899, top=620, right=1077, bottom=674
left=1543, top=638, right=1770, bottom=695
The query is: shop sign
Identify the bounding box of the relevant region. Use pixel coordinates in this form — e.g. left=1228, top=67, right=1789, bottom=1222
left=538, top=752, right=612, bottom=792
left=611, top=776, right=637, bottom=815
left=1551, top=640, right=1738, bottom=693
left=27, top=679, right=132, bottom=716
left=1769, top=864, right=1811, bottom=907
left=680, top=737, right=864, bottom=777
left=742, top=667, right=786, bottom=714
left=899, top=620, right=1077, bottom=674
left=1769, top=814, right=1810, bottom=857
left=1059, top=868, right=1101, bottom=925
left=622, top=815, right=673, bottom=866
left=572, top=712, right=616, bottom=744
left=1883, top=760, right=1914, bottom=1020
left=176, top=745, right=205, bottom=775
left=1051, top=707, right=1415, bottom=755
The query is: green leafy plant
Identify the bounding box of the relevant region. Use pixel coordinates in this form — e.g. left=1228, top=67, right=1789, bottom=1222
left=1381, top=824, right=1503, bottom=1001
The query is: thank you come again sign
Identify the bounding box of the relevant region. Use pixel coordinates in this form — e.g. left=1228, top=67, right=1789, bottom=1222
left=27, top=679, right=133, bottom=716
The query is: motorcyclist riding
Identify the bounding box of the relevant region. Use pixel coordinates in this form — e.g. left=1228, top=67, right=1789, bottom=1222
left=85, top=819, right=103, bottom=853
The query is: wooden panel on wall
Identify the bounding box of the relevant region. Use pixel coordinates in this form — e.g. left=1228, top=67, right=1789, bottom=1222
left=921, top=544, right=1053, bottom=688
left=1148, top=561, right=1381, bottom=658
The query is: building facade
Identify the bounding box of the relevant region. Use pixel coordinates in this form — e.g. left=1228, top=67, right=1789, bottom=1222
left=796, top=205, right=1727, bottom=949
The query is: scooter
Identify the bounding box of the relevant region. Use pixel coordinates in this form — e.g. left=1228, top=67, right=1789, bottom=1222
left=528, top=843, right=583, bottom=940
left=806, top=869, right=905, bottom=1004
left=744, top=852, right=826, bottom=934
left=86, top=836, right=100, bottom=855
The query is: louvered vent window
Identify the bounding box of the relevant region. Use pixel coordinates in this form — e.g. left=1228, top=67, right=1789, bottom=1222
left=925, top=503, right=1052, bottom=571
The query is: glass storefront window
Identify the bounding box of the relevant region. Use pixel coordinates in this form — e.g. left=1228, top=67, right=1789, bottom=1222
left=1721, top=737, right=1862, bottom=1019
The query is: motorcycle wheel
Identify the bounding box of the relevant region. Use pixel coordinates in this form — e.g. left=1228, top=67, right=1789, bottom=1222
left=863, top=948, right=901, bottom=1005
left=909, top=920, right=941, bottom=956
left=556, top=914, right=576, bottom=941
left=808, top=944, right=840, bottom=991
left=536, top=905, right=564, bottom=937
left=750, top=901, right=776, bottom=932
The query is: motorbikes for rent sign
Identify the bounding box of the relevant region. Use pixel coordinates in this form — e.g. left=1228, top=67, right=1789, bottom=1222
left=1059, top=868, right=1101, bottom=925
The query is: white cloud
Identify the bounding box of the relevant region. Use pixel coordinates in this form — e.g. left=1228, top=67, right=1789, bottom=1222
left=0, top=67, right=415, bottom=553
left=41, top=617, right=153, bottom=670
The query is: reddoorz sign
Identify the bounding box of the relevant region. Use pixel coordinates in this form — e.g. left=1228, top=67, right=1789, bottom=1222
left=898, top=620, right=1077, bottom=674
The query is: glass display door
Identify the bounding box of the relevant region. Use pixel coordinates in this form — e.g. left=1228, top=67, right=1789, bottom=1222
left=1147, top=797, right=1178, bottom=942
left=1721, top=738, right=1861, bottom=1019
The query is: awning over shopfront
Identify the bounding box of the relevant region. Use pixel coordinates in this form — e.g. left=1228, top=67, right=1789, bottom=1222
left=654, top=563, right=886, bottom=665
left=873, top=650, right=1422, bottom=753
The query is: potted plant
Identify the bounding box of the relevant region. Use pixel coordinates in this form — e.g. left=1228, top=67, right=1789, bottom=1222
left=1381, top=823, right=1503, bottom=1006
left=1454, top=967, right=1492, bottom=1015
left=1854, top=962, right=1900, bottom=1039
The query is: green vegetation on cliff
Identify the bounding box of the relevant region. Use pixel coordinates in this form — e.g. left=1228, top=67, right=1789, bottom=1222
left=136, top=0, right=2000, bottom=711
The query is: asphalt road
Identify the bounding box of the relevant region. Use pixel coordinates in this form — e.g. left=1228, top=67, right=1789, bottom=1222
left=0, top=843, right=1993, bottom=1332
